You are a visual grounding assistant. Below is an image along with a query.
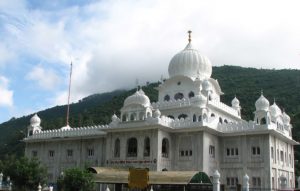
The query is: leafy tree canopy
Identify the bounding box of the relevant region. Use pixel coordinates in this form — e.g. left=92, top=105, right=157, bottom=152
left=0, top=156, right=47, bottom=191
left=57, top=167, right=94, bottom=191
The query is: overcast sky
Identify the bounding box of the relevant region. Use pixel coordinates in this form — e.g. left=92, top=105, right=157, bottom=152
left=0, top=0, right=300, bottom=123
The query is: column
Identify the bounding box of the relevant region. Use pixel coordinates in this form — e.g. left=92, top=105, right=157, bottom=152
left=150, top=185, right=154, bottom=191
left=243, top=174, right=249, bottom=191
left=280, top=175, right=287, bottom=189
left=213, top=170, right=220, bottom=191
left=8, top=182, right=12, bottom=191
left=38, top=183, right=42, bottom=191
left=0, top=172, right=3, bottom=188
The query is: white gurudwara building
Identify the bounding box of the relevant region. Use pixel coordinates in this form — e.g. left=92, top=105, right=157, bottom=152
left=24, top=33, right=298, bottom=190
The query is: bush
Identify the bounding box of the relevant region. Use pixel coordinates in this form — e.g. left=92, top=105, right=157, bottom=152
left=57, top=167, right=94, bottom=191
left=0, top=155, right=47, bottom=191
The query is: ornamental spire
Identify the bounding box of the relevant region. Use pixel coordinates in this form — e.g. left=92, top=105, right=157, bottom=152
left=188, top=30, right=192, bottom=42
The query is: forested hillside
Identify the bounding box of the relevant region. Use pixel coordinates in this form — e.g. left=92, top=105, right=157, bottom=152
left=0, top=65, right=299, bottom=174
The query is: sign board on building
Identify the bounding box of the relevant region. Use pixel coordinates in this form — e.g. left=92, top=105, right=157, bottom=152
left=128, top=168, right=149, bottom=189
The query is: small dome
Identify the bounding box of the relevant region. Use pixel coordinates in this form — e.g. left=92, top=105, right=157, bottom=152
left=202, top=79, right=212, bottom=91
left=153, top=109, right=161, bottom=118
left=111, top=114, right=118, bottom=121
left=168, top=42, right=212, bottom=79
left=231, top=97, right=240, bottom=107
left=30, top=114, right=41, bottom=126
left=193, top=93, right=207, bottom=108
left=269, top=102, right=282, bottom=118
left=124, top=89, right=151, bottom=107
left=255, top=94, right=270, bottom=111
left=61, top=125, right=71, bottom=130
left=282, top=112, right=291, bottom=124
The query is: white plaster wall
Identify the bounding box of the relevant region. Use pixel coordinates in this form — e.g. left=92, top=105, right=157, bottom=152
left=105, top=129, right=159, bottom=170
left=25, top=137, right=105, bottom=182
left=172, top=132, right=203, bottom=171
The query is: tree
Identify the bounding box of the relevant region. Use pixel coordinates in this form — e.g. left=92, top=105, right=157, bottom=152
left=57, top=167, right=94, bottom=191
left=0, top=155, right=47, bottom=191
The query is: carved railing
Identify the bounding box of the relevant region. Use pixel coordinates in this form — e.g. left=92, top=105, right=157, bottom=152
left=25, top=125, right=108, bottom=140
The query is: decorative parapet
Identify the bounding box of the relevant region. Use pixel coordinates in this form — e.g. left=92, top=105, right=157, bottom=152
left=217, top=121, right=259, bottom=132
left=217, top=121, right=291, bottom=138
left=152, top=98, right=240, bottom=119
left=25, top=117, right=291, bottom=140
left=109, top=115, right=221, bottom=130
left=24, top=125, right=108, bottom=140
left=208, top=100, right=239, bottom=117
left=151, top=98, right=191, bottom=110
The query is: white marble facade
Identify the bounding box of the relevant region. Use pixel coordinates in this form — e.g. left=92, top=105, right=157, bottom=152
left=24, top=34, right=298, bottom=189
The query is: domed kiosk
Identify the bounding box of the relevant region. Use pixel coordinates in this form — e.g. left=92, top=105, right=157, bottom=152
left=121, top=89, right=152, bottom=121
left=27, top=113, right=42, bottom=136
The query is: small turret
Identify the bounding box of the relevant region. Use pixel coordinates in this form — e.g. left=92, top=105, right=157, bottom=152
left=254, top=92, right=271, bottom=125
left=27, top=114, right=42, bottom=136
left=231, top=96, right=241, bottom=116
left=269, top=101, right=282, bottom=118
left=255, top=94, right=270, bottom=112
left=282, top=112, right=291, bottom=125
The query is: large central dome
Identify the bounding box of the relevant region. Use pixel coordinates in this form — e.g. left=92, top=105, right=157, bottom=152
left=168, top=41, right=212, bottom=79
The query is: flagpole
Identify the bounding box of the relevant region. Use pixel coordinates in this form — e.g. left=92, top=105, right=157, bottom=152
left=66, top=62, right=73, bottom=126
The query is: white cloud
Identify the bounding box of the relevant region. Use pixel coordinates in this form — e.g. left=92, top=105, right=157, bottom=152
left=1, top=0, right=300, bottom=109
left=0, top=76, right=13, bottom=107
left=26, top=65, right=61, bottom=90
left=0, top=44, right=15, bottom=67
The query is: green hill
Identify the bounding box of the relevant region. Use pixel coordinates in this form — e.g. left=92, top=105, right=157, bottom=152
left=0, top=65, right=299, bottom=174
left=0, top=90, right=126, bottom=157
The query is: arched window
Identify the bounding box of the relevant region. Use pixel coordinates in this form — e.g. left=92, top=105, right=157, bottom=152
left=144, top=137, right=150, bottom=157
left=219, top=117, right=223, bottom=124
left=168, top=115, right=174, bottom=119
left=130, top=113, right=136, bottom=121
left=193, top=114, right=197, bottom=122
left=162, top=138, right=169, bottom=158
left=203, top=114, right=207, bottom=121
left=174, top=93, right=184, bottom=100
left=29, top=130, right=33, bottom=136
left=114, top=138, right=120, bottom=158
left=188, top=91, right=195, bottom=98
left=164, top=95, right=170, bottom=101
left=178, top=114, right=188, bottom=120
left=122, top=114, right=127, bottom=122
left=146, top=112, right=151, bottom=118
left=198, top=115, right=202, bottom=122
left=139, top=112, right=145, bottom=120
left=224, top=119, right=228, bottom=124
left=209, top=95, right=212, bottom=101
left=127, top=138, right=138, bottom=157
left=211, top=113, right=215, bottom=117
left=260, top=117, right=267, bottom=125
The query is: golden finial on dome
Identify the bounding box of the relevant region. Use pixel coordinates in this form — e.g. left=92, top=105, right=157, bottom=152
left=188, top=30, right=192, bottom=42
